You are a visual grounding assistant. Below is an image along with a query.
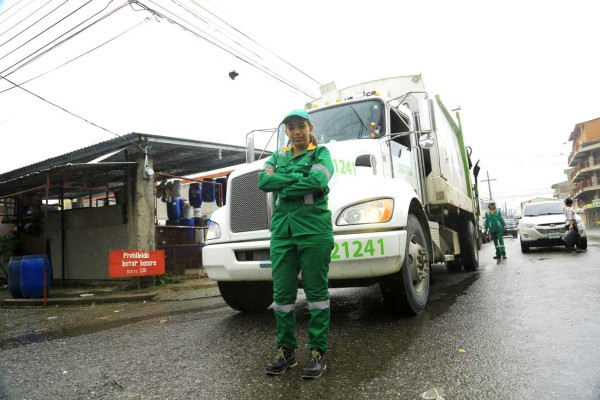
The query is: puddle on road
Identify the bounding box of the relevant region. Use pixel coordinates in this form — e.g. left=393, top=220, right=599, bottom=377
left=0, top=302, right=226, bottom=350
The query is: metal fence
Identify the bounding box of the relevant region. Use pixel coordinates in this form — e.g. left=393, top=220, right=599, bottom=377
left=154, top=173, right=228, bottom=275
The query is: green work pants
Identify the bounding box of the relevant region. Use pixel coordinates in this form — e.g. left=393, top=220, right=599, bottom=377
left=270, top=233, right=334, bottom=352
left=491, top=232, right=506, bottom=257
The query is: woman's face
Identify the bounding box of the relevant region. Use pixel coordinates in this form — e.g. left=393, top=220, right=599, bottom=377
left=285, top=117, right=313, bottom=149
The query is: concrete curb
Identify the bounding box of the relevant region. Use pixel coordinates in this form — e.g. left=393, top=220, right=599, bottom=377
left=1, top=291, right=158, bottom=307
left=0, top=280, right=221, bottom=307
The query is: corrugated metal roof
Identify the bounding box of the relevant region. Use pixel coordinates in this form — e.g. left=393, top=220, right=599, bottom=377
left=0, top=132, right=263, bottom=199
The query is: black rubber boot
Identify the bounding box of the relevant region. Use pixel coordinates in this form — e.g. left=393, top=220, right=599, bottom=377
left=266, top=347, right=297, bottom=375
left=301, top=349, right=326, bottom=379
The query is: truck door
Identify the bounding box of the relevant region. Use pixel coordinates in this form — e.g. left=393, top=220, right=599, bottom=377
left=388, top=108, right=420, bottom=198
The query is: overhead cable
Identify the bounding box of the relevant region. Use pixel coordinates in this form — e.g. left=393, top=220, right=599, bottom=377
left=189, top=0, right=322, bottom=87
left=0, top=1, right=127, bottom=78
left=168, top=0, right=318, bottom=97
left=0, top=0, right=55, bottom=41
left=0, top=0, right=93, bottom=64
left=131, top=0, right=318, bottom=99
left=0, top=17, right=151, bottom=95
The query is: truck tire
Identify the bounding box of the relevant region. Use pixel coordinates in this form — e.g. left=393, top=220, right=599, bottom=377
left=217, top=281, right=273, bottom=312
left=577, top=237, right=587, bottom=250
left=379, top=214, right=430, bottom=316
left=459, top=219, right=479, bottom=272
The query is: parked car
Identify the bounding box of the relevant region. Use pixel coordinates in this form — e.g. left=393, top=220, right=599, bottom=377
left=518, top=201, right=587, bottom=253
left=503, top=218, right=518, bottom=238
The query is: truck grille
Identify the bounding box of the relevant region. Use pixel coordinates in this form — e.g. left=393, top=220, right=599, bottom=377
left=230, top=171, right=269, bottom=233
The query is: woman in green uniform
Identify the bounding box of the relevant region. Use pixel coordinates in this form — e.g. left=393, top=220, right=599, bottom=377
left=484, top=201, right=506, bottom=262
left=258, top=109, right=334, bottom=379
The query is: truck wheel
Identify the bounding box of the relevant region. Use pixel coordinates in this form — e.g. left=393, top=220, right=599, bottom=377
left=577, top=237, right=587, bottom=250
left=460, top=219, right=479, bottom=272
left=379, top=214, right=430, bottom=316
left=520, top=240, right=529, bottom=253
left=217, top=281, right=273, bottom=312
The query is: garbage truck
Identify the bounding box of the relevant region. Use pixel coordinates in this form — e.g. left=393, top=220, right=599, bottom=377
left=202, top=74, right=482, bottom=315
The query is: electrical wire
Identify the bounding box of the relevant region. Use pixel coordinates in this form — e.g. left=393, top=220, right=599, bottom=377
left=131, top=0, right=318, bottom=99
left=171, top=0, right=319, bottom=96
left=0, top=0, right=34, bottom=22
left=0, top=72, right=119, bottom=137
left=0, top=1, right=127, bottom=78
left=140, top=0, right=317, bottom=99
left=0, top=0, right=93, bottom=64
left=0, top=72, right=146, bottom=150
left=0, top=0, right=55, bottom=41
left=189, top=0, right=322, bottom=87
left=169, top=0, right=319, bottom=97
left=0, top=16, right=151, bottom=95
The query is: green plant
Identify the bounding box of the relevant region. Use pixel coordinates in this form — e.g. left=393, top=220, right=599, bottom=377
left=155, top=271, right=182, bottom=286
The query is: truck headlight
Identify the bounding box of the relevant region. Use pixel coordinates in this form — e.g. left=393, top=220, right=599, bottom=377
left=206, top=220, right=221, bottom=240
left=336, top=199, right=394, bottom=226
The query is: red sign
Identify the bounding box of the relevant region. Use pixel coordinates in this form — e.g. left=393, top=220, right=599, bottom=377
left=109, top=250, right=165, bottom=278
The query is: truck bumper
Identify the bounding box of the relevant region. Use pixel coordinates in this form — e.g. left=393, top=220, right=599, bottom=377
left=202, top=230, right=406, bottom=281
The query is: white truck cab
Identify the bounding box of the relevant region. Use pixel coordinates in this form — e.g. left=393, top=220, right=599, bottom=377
left=203, top=75, right=481, bottom=315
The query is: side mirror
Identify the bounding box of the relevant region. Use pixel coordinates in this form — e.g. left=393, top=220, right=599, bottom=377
left=419, top=133, right=435, bottom=149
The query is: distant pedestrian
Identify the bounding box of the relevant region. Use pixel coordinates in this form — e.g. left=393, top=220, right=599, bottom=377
left=563, top=198, right=581, bottom=252
left=484, top=201, right=506, bottom=262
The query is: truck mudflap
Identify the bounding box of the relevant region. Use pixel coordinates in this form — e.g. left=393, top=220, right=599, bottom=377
left=202, top=230, right=407, bottom=282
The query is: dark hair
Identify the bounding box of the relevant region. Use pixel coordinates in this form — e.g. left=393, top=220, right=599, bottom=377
left=309, top=133, right=318, bottom=146
left=564, top=198, right=574, bottom=206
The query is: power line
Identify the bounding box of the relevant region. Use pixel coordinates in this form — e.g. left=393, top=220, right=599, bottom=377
left=186, top=0, right=322, bottom=87
left=0, top=16, right=151, bottom=95
left=131, top=0, right=319, bottom=99
left=0, top=0, right=93, bottom=65
left=9, top=3, right=129, bottom=80
left=0, top=0, right=34, bottom=22
left=168, top=0, right=320, bottom=95
left=0, top=0, right=54, bottom=42
left=0, top=72, right=121, bottom=138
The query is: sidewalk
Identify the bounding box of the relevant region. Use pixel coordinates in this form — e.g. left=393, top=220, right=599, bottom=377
left=0, top=271, right=220, bottom=307
left=3, top=230, right=598, bottom=307
left=586, top=226, right=600, bottom=242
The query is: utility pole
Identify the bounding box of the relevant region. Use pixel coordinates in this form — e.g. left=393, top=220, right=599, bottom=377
left=481, top=171, right=496, bottom=202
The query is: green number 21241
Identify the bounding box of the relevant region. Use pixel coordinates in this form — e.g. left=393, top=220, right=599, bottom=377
left=331, top=239, right=385, bottom=259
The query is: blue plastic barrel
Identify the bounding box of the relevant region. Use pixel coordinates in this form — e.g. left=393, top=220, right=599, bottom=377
left=202, top=178, right=216, bottom=202
left=189, top=182, right=202, bottom=208
left=178, top=198, right=186, bottom=219
left=8, top=256, right=23, bottom=298
left=19, top=255, right=51, bottom=298
left=180, top=218, right=195, bottom=241
left=167, top=198, right=181, bottom=220
left=216, top=177, right=227, bottom=207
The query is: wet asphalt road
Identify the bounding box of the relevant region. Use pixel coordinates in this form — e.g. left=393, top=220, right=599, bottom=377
left=1, top=237, right=599, bottom=400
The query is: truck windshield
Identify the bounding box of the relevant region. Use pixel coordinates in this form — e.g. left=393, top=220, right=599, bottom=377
left=278, top=99, right=385, bottom=147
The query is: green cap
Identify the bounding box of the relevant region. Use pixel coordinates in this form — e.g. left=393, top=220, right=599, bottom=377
left=282, top=109, right=311, bottom=125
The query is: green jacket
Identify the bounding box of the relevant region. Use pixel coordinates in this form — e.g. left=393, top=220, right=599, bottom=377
left=484, top=210, right=505, bottom=234
left=258, top=144, right=334, bottom=238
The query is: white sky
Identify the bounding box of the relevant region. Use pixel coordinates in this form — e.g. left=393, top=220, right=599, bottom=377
left=1, top=0, right=599, bottom=211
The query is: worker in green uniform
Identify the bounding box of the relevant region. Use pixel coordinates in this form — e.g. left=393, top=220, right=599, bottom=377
left=484, top=201, right=506, bottom=262
left=258, top=109, right=334, bottom=379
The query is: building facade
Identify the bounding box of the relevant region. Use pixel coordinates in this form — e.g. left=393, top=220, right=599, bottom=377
left=567, top=117, right=600, bottom=226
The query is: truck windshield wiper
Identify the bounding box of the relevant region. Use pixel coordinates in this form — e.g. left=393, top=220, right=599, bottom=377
left=349, top=105, right=370, bottom=138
